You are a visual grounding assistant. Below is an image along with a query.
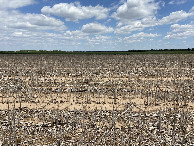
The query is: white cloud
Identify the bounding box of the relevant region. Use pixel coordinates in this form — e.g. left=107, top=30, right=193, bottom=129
left=112, top=0, right=159, bottom=22
left=81, top=23, right=113, bottom=34
left=129, top=32, right=159, bottom=38
left=0, top=10, right=66, bottom=31
left=0, top=7, right=67, bottom=51
left=156, top=6, right=194, bottom=26
left=64, top=30, right=89, bottom=40
left=0, top=0, right=193, bottom=51
left=63, top=23, right=113, bottom=41
left=158, top=10, right=193, bottom=25
left=115, top=21, right=144, bottom=34
left=0, top=30, right=76, bottom=50
left=64, top=30, right=86, bottom=36
left=87, top=35, right=111, bottom=45
left=115, top=17, right=157, bottom=34
left=171, top=23, right=194, bottom=32
left=13, top=13, right=66, bottom=31
left=123, top=32, right=160, bottom=43
left=0, top=0, right=67, bottom=32
left=169, top=0, right=187, bottom=5
left=115, top=6, right=194, bottom=34
left=190, top=6, right=194, bottom=13
left=41, top=2, right=109, bottom=22
left=0, top=0, right=35, bottom=9
left=165, top=23, right=194, bottom=39
left=12, top=32, right=23, bottom=37
left=112, top=0, right=160, bottom=34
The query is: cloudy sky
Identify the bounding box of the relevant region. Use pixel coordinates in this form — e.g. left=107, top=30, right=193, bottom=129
left=0, top=0, right=193, bottom=51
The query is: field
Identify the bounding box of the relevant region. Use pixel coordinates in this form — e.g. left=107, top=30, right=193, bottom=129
left=0, top=54, right=193, bottom=145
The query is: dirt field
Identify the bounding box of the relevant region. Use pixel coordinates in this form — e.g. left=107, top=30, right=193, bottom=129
left=0, top=54, right=193, bottom=145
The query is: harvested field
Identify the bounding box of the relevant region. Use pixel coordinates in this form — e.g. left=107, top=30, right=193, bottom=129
left=0, top=54, right=193, bottom=145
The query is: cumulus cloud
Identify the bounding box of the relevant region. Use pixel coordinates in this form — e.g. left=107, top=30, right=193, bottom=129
left=165, top=23, right=194, bottom=39
left=14, top=13, right=66, bottom=31
left=0, top=29, right=84, bottom=50
left=0, top=10, right=66, bottom=31
left=41, top=2, right=109, bottom=22
left=171, top=23, right=194, bottom=32
left=0, top=0, right=35, bottom=9
left=158, top=10, right=193, bottom=25
left=112, top=0, right=160, bottom=34
left=129, top=32, right=159, bottom=38
left=115, top=6, right=194, bottom=34
left=115, top=17, right=157, bottom=34
left=190, top=6, right=194, bottom=13
left=87, top=35, right=111, bottom=45
left=112, top=0, right=159, bottom=22
left=64, top=30, right=88, bottom=40
left=12, top=32, right=23, bottom=37
left=0, top=0, right=66, bottom=32
left=81, top=23, right=113, bottom=34
left=62, top=23, right=113, bottom=43
left=123, top=32, right=159, bottom=43
left=169, top=0, right=187, bottom=5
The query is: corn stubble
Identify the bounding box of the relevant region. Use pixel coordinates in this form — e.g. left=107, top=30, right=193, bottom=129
left=0, top=54, right=193, bottom=145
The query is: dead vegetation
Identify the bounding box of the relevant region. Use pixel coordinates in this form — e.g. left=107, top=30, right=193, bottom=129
left=0, top=54, right=193, bottom=145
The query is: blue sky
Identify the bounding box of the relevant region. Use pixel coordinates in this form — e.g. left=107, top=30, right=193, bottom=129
left=0, top=0, right=193, bottom=51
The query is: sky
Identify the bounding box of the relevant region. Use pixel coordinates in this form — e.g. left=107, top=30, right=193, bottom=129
left=0, top=0, right=194, bottom=51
